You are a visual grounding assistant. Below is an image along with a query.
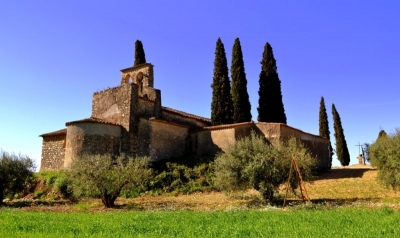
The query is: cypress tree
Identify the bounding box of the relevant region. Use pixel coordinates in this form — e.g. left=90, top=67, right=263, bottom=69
left=319, top=96, right=333, bottom=167
left=257, top=42, right=287, bottom=124
left=134, top=40, right=146, bottom=66
left=211, top=38, right=233, bottom=125
left=231, top=38, right=252, bottom=123
left=332, top=104, right=350, bottom=166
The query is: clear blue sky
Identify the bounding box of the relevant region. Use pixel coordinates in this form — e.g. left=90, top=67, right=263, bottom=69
left=1, top=1, right=399, bottom=170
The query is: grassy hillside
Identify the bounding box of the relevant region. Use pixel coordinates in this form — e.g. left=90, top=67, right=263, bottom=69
left=3, top=164, right=400, bottom=212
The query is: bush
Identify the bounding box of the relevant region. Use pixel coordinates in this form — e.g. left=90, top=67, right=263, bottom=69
left=66, top=154, right=152, bottom=208
left=369, top=128, right=400, bottom=190
left=150, top=155, right=214, bottom=194
left=0, top=151, right=35, bottom=205
left=214, top=132, right=315, bottom=202
left=53, top=174, right=71, bottom=197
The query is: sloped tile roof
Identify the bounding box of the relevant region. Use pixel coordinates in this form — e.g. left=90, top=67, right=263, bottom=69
left=201, top=121, right=255, bottom=131
left=162, top=107, right=211, bottom=123
left=149, top=117, right=190, bottom=128
left=39, top=128, right=67, bottom=137
left=65, top=117, right=121, bottom=126
left=120, top=63, right=153, bottom=72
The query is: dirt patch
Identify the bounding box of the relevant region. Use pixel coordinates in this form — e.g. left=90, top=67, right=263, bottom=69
left=315, top=164, right=376, bottom=180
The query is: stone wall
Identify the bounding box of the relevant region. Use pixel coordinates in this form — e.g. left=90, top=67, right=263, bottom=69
left=192, top=122, right=331, bottom=171
left=138, top=97, right=162, bottom=118
left=137, top=118, right=151, bottom=157
left=162, top=109, right=211, bottom=128
left=148, top=119, right=189, bottom=161
left=121, top=63, right=154, bottom=89
left=91, top=84, right=139, bottom=156
left=253, top=123, right=281, bottom=141
left=40, top=135, right=66, bottom=171
left=195, top=127, right=236, bottom=156
left=64, top=122, right=121, bottom=167
left=91, top=84, right=138, bottom=131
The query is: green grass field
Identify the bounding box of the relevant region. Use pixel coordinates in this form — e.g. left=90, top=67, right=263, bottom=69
left=1, top=207, right=399, bottom=237
left=2, top=165, right=400, bottom=237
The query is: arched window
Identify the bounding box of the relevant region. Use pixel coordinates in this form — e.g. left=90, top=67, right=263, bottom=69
left=123, top=74, right=132, bottom=84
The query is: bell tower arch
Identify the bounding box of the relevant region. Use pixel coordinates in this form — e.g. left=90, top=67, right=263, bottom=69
left=120, top=63, right=154, bottom=89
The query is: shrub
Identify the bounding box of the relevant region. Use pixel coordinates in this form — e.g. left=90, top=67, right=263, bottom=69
left=150, top=155, right=214, bottom=194
left=53, top=174, right=71, bottom=197
left=0, top=151, right=35, bottom=205
left=369, top=128, right=400, bottom=190
left=214, top=132, right=315, bottom=202
left=66, top=154, right=152, bottom=208
left=33, top=190, right=44, bottom=199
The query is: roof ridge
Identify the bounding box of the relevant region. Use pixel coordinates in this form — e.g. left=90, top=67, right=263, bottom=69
left=162, top=107, right=211, bottom=122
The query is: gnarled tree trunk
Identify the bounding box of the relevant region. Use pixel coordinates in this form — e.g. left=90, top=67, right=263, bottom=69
left=101, top=190, right=118, bottom=208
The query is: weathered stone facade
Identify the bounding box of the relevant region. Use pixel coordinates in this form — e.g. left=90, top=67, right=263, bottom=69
left=193, top=122, right=331, bottom=171
left=64, top=120, right=121, bottom=167
left=40, top=60, right=330, bottom=172
left=39, top=130, right=66, bottom=171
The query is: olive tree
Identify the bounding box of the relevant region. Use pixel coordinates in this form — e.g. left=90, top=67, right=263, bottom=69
left=66, top=154, right=152, bottom=208
left=214, top=132, right=315, bottom=202
left=0, top=151, right=35, bottom=205
left=369, top=128, right=400, bottom=190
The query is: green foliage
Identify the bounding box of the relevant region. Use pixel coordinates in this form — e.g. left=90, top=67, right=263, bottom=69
left=369, top=128, right=400, bottom=190
left=150, top=156, right=214, bottom=194
left=36, top=171, right=60, bottom=186
left=319, top=96, right=333, bottom=166
left=332, top=104, right=350, bottom=166
left=134, top=40, right=146, bottom=66
left=211, top=37, right=233, bottom=125
left=377, top=129, right=388, bottom=140
left=35, top=171, right=72, bottom=198
left=53, top=174, right=71, bottom=196
left=66, top=154, right=152, bottom=208
left=214, top=132, right=315, bottom=202
left=257, top=42, right=287, bottom=124
left=2, top=208, right=399, bottom=237
left=33, top=190, right=44, bottom=199
left=231, top=38, right=252, bottom=123
left=0, top=151, right=35, bottom=205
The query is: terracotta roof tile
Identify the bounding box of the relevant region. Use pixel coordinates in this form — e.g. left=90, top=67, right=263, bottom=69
left=149, top=117, right=190, bottom=128
left=65, top=117, right=121, bottom=126
left=39, top=129, right=67, bottom=137
left=120, top=63, right=153, bottom=72
left=162, top=107, right=211, bottom=123
left=201, top=121, right=254, bottom=131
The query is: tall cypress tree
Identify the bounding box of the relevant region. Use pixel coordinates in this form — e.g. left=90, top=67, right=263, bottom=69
left=332, top=104, right=350, bottom=166
left=134, top=40, right=146, bottom=66
left=231, top=38, right=252, bottom=123
left=211, top=38, right=233, bottom=125
left=257, top=42, right=287, bottom=124
left=319, top=96, right=333, bottom=167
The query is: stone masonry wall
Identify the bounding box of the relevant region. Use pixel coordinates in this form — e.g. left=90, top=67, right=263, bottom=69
left=64, top=123, right=121, bottom=167
left=162, top=110, right=211, bottom=128
left=193, top=122, right=330, bottom=171
left=91, top=84, right=138, bottom=131
left=149, top=119, right=188, bottom=161
left=195, top=127, right=236, bottom=156
left=138, top=97, right=162, bottom=119
left=40, top=135, right=66, bottom=171
left=91, top=84, right=139, bottom=156
left=121, top=63, right=154, bottom=89
left=137, top=118, right=151, bottom=157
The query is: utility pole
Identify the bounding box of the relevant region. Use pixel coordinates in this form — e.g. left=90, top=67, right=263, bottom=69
left=355, top=142, right=362, bottom=154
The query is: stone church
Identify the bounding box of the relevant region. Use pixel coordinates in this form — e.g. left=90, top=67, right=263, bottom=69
left=40, top=61, right=331, bottom=171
